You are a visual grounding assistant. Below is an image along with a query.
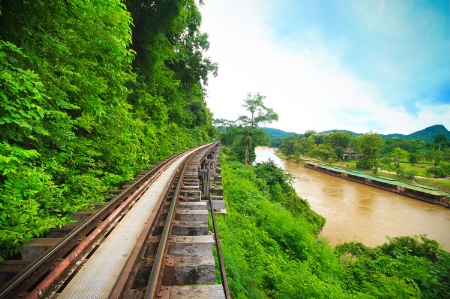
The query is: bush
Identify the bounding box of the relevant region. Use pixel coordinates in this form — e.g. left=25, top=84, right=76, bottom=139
left=336, top=236, right=450, bottom=298
left=220, top=154, right=450, bottom=298
left=427, top=162, right=450, bottom=178
left=396, top=167, right=417, bottom=179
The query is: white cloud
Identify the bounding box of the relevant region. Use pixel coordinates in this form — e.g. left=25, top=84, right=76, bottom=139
left=200, top=0, right=450, bottom=135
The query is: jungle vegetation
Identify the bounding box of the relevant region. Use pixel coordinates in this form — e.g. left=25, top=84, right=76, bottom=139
left=218, top=154, right=450, bottom=298
left=214, top=92, right=277, bottom=167
left=214, top=97, right=450, bottom=297
left=0, top=0, right=216, bottom=259
left=280, top=130, right=450, bottom=180
left=2, top=2, right=449, bottom=297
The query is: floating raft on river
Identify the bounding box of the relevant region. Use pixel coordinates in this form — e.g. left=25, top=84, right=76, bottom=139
left=304, top=162, right=450, bottom=208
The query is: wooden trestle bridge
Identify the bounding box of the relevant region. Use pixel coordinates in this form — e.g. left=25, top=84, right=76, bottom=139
left=0, top=142, right=230, bottom=299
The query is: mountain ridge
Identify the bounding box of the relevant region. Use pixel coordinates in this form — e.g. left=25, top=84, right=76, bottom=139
left=262, top=124, right=450, bottom=142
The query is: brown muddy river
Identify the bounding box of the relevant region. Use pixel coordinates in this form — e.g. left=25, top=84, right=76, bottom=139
left=255, top=147, right=450, bottom=251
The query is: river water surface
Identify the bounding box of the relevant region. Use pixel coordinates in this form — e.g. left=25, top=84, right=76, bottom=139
left=255, top=147, right=450, bottom=251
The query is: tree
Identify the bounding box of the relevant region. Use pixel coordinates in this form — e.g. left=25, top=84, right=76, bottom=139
left=0, top=0, right=216, bottom=258
left=356, top=133, right=383, bottom=172
left=408, top=152, right=420, bottom=165
left=391, top=147, right=409, bottom=169
left=323, top=131, right=352, bottom=160
left=298, top=136, right=316, bottom=156
left=237, top=92, right=278, bottom=128
left=239, top=93, right=277, bottom=167
left=304, top=130, right=316, bottom=138
left=223, top=126, right=269, bottom=167
left=282, top=134, right=299, bottom=157
left=309, top=144, right=337, bottom=162
left=216, top=92, right=277, bottom=166
left=433, top=133, right=448, bottom=150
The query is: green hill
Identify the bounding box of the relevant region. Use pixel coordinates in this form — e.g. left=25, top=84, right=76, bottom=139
left=401, top=124, right=450, bottom=141
left=261, top=127, right=297, bottom=139
left=318, top=129, right=363, bottom=137
left=265, top=125, right=449, bottom=142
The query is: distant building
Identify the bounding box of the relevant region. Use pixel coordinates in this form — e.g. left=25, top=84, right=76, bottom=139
left=343, top=147, right=357, bottom=160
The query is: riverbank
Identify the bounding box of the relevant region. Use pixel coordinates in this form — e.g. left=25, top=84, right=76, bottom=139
left=220, top=152, right=450, bottom=298
left=304, top=161, right=450, bottom=208
left=274, top=149, right=450, bottom=194
left=256, top=146, right=450, bottom=251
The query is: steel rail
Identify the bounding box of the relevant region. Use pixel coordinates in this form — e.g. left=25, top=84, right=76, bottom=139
left=0, top=152, right=184, bottom=298
left=209, top=194, right=231, bottom=299
left=143, top=150, right=195, bottom=299
left=1, top=143, right=221, bottom=298
left=26, top=170, right=166, bottom=299
left=108, top=161, right=181, bottom=299
left=144, top=142, right=221, bottom=299
left=113, top=142, right=218, bottom=298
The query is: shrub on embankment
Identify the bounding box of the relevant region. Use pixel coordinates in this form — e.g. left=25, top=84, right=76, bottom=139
left=217, top=154, right=450, bottom=298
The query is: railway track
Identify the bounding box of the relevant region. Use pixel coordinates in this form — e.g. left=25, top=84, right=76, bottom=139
left=0, top=142, right=229, bottom=299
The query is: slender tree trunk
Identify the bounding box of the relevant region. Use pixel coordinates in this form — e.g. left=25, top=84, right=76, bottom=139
left=244, top=143, right=249, bottom=169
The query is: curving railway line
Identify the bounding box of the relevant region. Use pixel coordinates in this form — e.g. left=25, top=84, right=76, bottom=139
left=0, top=142, right=230, bottom=299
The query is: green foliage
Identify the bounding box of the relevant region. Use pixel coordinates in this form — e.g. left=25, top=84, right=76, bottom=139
left=379, top=235, right=441, bottom=261
left=0, top=41, right=49, bottom=144
left=219, top=156, right=347, bottom=298
left=336, top=236, right=450, bottom=298
left=405, top=125, right=450, bottom=142
left=0, top=143, right=67, bottom=258
left=282, top=134, right=301, bottom=157
left=426, top=162, right=450, bottom=178
left=391, top=147, right=410, bottom=168
left=216, top=92, right=277, bottom=165
left=309, top=143, right=338, bottom=163
left=396, top=167, right=418, bottom=179
left=279, top=128, right=450, bottom=179
left=221, top=126, right=270, bottom=164
left=254, top=160, right=325, bottom=231
left=219, top=154, right=450, bottom=298
left=238, top=92, right=278, bottom=128
left=0, top=0, right=215, bottom=258
left=323, top=131, right=352, bottom=159
left=356, top=133, right=383, bottom=170
left=261, top=127, right=296, bottom=139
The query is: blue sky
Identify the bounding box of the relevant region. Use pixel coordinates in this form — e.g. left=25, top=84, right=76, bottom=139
left=200, top=0, right=450, bottom=134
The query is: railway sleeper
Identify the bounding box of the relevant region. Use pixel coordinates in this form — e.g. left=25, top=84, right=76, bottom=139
left=168, top=235, right=214, bottom=257
left=172, top=220, right=209, bottom=236
left=46, top=223, right=79, bottom=238
left=145, top=235, right=214, bottom=257
left=21, top=238, right=62, bottom=261
left=177, top=201, right=207, bottom=210
left=181, top=185, right=199, bottom=190
left=185, top=172, right=199, bottom=178
left=132, top=250, right=216, bottom=289
left=71, top=209, right=99, bottom=222
left=159, top=284, right=226, bottom=299
left=209, top=186, right=223, bottom=196
left=130, top=255, right=214, bottom=288
left=183, top=178, right=200, bottom=185
left=183, top=173, right=199, bottom=179
left=0, top=260, right=29, bottom=287
left=153, top=220, right=209, bottom=236
left=213, top=175, right=223, bottom=183
left=213, top=168, right=222, bottom=177
left=175, top=210, right=209, bottom=222
left=162, top=255, right=215, bottom=285
left=180, top=190, right=202, bottom=201
left=104, top=189, right=121, bottom=197
left=202, top=198, right=226, bottom=213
